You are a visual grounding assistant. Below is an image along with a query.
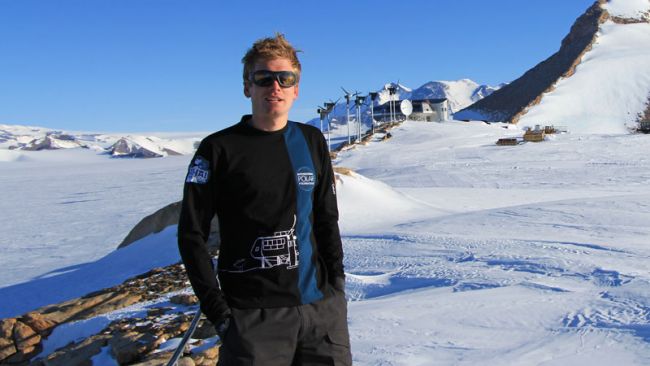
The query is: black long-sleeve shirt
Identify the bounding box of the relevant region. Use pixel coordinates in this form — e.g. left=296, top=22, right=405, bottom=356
left=178, top=115, right=344, bottom=324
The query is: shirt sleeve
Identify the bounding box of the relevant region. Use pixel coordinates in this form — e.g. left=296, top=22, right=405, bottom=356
left=312, top=133, right=345, bottom=281
left=177, top=140, right=229, bottom=324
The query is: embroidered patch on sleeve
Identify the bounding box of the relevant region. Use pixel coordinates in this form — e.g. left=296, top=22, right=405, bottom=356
left=185, top=155, right=210, bottom=184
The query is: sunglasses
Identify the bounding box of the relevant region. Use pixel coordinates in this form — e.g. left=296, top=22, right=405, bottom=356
left=249, top=70, right=298, bottom=88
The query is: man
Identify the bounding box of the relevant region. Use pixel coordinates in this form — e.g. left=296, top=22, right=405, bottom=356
left=178, top=33, right=352, bottom=366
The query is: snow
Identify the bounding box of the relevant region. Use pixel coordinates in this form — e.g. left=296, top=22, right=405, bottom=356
left=518, top=20, right=650, bottom=133
left=604, top=0, right=650, bottom=20
left=0, top=149, right=28, bottom=162
left=0, top=149, right=192, bottom=290
left=3, top=119, right=650, bottom=364
left=111, top=135, right=197, bottom=157
left=0, top=123, right=202, bottom=155
left=411, top=79, right=496, bottom=113
left=0, top=225, right=181, bottom=317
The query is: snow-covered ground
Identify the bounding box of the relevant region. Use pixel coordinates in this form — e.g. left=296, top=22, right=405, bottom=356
left=335, top=121, right=650, bottom=365
left=0, top=148, right=192, bottom=290
left=2, top=119, right=650, bottom=364
left=517, top=0, right=650, bottom=134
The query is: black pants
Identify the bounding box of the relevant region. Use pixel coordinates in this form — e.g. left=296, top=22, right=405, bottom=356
left=217, top=288, right=352, bottom=366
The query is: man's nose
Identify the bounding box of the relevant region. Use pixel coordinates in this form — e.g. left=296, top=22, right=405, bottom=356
left=270, top=79, right=282, bottom=90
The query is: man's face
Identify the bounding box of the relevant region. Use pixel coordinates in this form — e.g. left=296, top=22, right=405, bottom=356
left=244, top=57, right=299, bottom=121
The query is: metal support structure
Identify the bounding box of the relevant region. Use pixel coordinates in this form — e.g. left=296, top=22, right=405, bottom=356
left=166, top=307, right=204, bottom=366
left=326, top=114, right=331, bottom=152
left=355, top=95, right=365, bottom=142
left=324, top=102, right=336, bottom=152
left=369, top=92, right=378, bottom=134
left=343, top=92, right=352, bottom=145
left=388, top=86, right=397, bottom=123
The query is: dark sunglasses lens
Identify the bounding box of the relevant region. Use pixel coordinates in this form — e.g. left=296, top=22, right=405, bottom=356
left=277, top=72, right=297, bottom=87
left=251, top=71, right=297, bottom=87
left=252, top=71, right=275, bottom=87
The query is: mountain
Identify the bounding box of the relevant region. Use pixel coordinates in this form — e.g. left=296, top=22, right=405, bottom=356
left=455, top=0, right=650, bottom=134
left=0, top=124, right=200, bottom=158
left=409, top=79, right=505, bottom=113
left=307, top=79, right=501, bottom=132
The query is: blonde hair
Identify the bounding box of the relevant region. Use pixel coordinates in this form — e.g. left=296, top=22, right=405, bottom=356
left=242, top=33, right=302, bottom=83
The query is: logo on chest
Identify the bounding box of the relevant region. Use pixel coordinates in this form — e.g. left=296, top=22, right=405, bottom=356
left=296, top=167, right=316, bottom=192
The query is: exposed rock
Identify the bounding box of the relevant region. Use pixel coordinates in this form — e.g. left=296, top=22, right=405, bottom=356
left=0, top=343, right=17, bottom=364
left=109, top=331, right=161, bottom=364
left=0, top=257, right=230, bottom=365
left=456, top=0, right=608, bottom=123
left=37, top=291, right=143, bottom=325
left=639, top=96, right=650, bottom=123
left=0, top=319, right=17, bottom=363
left=21, top=134, right=87, bottom=151
left=118, top=201, right=220, bottom=252
left=147, top=307, right=173, bottom=317
left=3, top=345, right=39, bottom=364
left=178, top=357, right=196, bottom=366
left=333, top=167, right=355, bottom=176
left=2, top=319, right=41, bottom=363
left=41, top=334, right=110, bottom=366
left=132, top=351, right=174, bottom=365
left=194, top=344, right=219, bottom=360
left=109, top=138, right=164, bottom=158
left=0, top=262, right=195, bottom=364
left=118, top=201, right=182, bottom=248
left=12, top=321, right=40, bottom=351
left=20, top=312, right=57, bottom=337
left=0, top=318, right=15, bottom=339
left=609, top=15, right=649, bottom=24
left=170, top=294, right=199, bottom=306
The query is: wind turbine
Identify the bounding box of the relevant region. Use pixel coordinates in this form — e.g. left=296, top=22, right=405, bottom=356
left=318, top=99, right=338, bottom=152
left=368, top=92, right=378, bottom=134
left=354, top=94, right=366, bottom=142
left=341, top=87, right=355, bottom=145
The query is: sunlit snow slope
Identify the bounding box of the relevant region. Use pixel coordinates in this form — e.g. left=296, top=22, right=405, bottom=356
left=519, top=0, right=650, bottom=133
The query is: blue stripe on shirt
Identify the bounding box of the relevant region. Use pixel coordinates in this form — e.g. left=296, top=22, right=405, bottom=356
left=283, top=122, right=323, bottom=304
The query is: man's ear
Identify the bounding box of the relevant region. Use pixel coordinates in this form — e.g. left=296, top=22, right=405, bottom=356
left=243, top=82, right=251, bottom=98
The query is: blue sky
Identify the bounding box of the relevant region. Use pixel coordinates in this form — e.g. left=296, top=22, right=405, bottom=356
left=0, top=0, right=595, bottom=133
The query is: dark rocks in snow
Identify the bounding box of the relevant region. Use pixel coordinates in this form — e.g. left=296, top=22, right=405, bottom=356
left=0, top=262, right=200, bottom=364
left=170, top=294, right=199, bottom=306
left=639, top=97, right=650, bottom=124
left=0, top=200, right=225, bottom=364
left=0, top=316, right=46, bottom=364
left=21, top=134, right=88, bottom=151
left=109, top=137, right=165, bottom=158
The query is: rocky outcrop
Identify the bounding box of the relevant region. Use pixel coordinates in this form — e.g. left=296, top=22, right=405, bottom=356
left=0, top=262, right=202, bottom=364
left=640, top=96, right=650, bottom=123
left=0, top=314, right=52, bottom=364
left=35, top=311, right=220, bottom=366
left=455, top=0, right=609, bottom=122
left=109, top=138, right=165, bottom=158
left=21, top=134, right=88, bottom=151
left=118, top=201, right=220, bottom=251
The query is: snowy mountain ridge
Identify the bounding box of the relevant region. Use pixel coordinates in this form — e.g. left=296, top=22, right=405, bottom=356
left=456, top=0, right=650, bottom=134
left=0, top=124, right=201, bottom=158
